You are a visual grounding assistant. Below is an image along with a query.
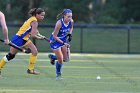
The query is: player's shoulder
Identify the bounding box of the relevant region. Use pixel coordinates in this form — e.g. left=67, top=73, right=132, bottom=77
left=31, top=16, right=37, bottom=20
left=28, top=16, right=37, bottom=22
left=25, top=16, right=37, bottom=25
left=0, top=11, right=4, bottom=18
left=0, top=11, right=3, bottom=15
left=55, top=19, right=62, bottom=27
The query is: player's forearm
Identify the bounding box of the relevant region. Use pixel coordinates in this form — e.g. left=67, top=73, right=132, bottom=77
left=53, top=36, right=64, bottom=44
left=3, top=28, right=9, bottom=40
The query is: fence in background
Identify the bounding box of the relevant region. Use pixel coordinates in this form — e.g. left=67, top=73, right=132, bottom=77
left=1, top=24, right=140, bottom=54
left=74, top=24, right=140, bottom=54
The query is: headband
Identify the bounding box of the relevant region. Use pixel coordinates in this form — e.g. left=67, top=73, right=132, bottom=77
left=63, top=9, right=72, bottom=14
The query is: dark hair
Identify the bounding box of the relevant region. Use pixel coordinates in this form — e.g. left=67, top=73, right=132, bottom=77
left=28, top=8, right=45, bottom=16
left=56, top=9, right=72, bottom=20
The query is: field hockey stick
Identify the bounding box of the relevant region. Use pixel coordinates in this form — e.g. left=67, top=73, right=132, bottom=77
left=44, top=37, right=51, bottom=43
left=66, top=37, right=71, bottom=62
left=36, top=34, right=51, bottom=43
left=0, top=39, right=31, bottom=54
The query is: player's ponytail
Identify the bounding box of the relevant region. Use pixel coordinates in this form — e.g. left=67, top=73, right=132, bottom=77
left=28, top=8, right=45, bottom=16
left=28, top=8, right=37, bottom=16
left=56, top=9, right=72, bottom=20
left=56, top=11, right=63, bottom=20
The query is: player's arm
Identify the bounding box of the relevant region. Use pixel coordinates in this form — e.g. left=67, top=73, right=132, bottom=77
left=53, top=20, right=64, bottom=44
left=0, top=12, right=9, bottom=44
left=69, top=19, right=74, bottom=34
left=67, top=19, right=74, bottom=42
left=30, top=21, right=45, bottom=40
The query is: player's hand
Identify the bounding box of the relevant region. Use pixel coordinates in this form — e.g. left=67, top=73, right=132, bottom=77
left=39, top=36, right=46, bottom=40
left=37, top=34, right=46, bottom=40
left=67, top=34, right=72, bottom=42
left=4, top=39, right=9, bottom=45
left=64, top=43, right=70, bottom=48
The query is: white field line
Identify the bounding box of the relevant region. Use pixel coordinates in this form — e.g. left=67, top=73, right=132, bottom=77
left=0, top=52, right=140, bottom=58
left=0, top=89, right=47, bottom=92
left=0, top=89, right=139, bottom=93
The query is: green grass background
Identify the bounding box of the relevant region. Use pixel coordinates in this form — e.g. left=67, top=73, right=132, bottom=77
left=0, top=53, right=140, bottom=93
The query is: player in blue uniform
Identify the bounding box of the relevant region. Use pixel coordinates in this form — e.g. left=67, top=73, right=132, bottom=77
left=49, top=9, right=74, bottom=79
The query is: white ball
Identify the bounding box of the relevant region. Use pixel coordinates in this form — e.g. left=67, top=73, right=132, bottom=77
left=96, top=76, right=101, bottom=80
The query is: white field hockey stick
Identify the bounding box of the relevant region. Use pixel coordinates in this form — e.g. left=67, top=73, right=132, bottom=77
left=0, top=39, right=31, bottom=54
left=66, top=37, right=70, bottom=62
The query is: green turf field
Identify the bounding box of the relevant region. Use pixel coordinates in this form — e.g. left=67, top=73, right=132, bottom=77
left=0, top=53, right=140, bottom=93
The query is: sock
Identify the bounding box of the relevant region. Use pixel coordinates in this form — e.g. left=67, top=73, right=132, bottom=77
left=55, top=61, right=63, bottom=76
left=28, top=55, right=37, bottom=70
left=0, top=58, right=7, bottom=71
left=51, top=54, right=57, bottom=60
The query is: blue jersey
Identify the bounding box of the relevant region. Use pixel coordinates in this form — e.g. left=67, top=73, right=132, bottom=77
left=57, top=18, right=71, bottom=39
left=50, top=18, right=72, bottom=50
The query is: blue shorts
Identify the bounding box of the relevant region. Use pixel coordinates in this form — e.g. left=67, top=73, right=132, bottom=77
left=50, top=35, right=66, bottom=50
left=11, top=35, right=27, bottom=47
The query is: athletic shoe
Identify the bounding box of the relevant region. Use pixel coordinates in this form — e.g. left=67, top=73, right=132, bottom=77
left=27, top=69, right=40, bottom=75
left=48, top=54, right=55, bottom=65
left=56, top=74, right=63, bottom=80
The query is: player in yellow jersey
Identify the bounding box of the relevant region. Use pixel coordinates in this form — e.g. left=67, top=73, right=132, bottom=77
left=0, top=8, right=45, bottom=76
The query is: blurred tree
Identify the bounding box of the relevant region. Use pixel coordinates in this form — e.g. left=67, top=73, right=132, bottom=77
left=120, top=0, right=140, bottom=23
left=93, top=0, right=122, bottom=24
left=0, top=0, right=42, bottom=22
left=41, top=0, right=93, bottom=23
left=0, top=0, right=140, bottom=24
left=94, top=0, right=140, bottom=24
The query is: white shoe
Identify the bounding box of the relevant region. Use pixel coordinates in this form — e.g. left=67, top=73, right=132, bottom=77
left=56, top=76, right=63, bottom=80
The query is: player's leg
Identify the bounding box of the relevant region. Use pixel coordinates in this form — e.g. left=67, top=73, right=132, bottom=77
left=48, top=45, right=70, bottom=64
left=0, top=47, right=18, bottom=75
left=53, top=48, right=63, bottom=79
left=48, top=54, right=57, bottom=65
left=48, top=35, right=57, bottom=65
left=25, top=41, right=39, bottom=75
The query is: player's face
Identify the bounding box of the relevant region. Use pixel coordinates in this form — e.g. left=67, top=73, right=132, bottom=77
left=64, top=13, right=72, bottom=22
left=36, top=12, right=45, bottom=21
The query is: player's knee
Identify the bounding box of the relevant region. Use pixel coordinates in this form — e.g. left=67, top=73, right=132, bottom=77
left=57, top=56, right=63, bottom=61
left=57, top=56, right=63, bottom=63
left=31, top=49, right=38, bottom=56
left=3, top=53, right=15, bottom=62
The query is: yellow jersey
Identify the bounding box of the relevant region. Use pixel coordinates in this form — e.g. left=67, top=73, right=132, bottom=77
left=16, top=16, right=37, bottom=40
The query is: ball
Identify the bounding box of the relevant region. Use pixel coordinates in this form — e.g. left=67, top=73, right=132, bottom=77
left=96, top=76, right=101, bottom=80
